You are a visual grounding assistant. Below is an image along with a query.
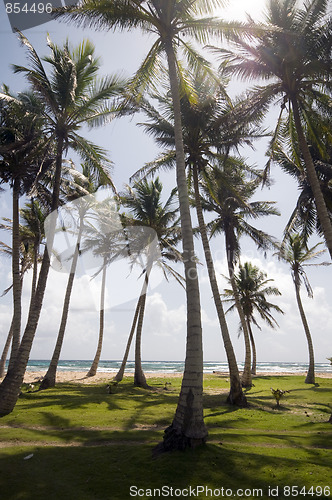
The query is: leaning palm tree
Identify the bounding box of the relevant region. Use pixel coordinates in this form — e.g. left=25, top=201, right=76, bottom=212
left=39, top=166, right=112, bottom=390
left=277, top=234, right=327, bottom=384
left=115, top=177, right=182, bottom=388
left=55, top=0, right=229, bottom=449
left=223, top=262, right=284, bottom=375
left=80, top=196, right=124, bottom=379
left=0, top=223, right=38, bottom=378
left=213, top=0, right=332, bottom=258
left=0, top=34, right=124, bottom=416
left=199, top=165, right=279, bottom=380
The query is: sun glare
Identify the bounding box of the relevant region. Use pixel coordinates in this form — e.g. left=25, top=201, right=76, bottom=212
left=216, top=0, right=268, bottom=22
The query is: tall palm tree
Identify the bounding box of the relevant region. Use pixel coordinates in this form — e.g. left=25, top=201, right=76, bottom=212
left=214, top=0, right=332, bottom=258
left=0, top=34, right=123, bottom=416
left=223, top=262, right=284, bottom=375
left=0, top=200, right=46, bottom=377
left=199, top=165, right=279, bottom=381
left=132, top=71, right=260, bottom=394
left=116, top=177, right=182, bottom=388
left=55, top=0, right=229, bottom=448
left=0, top=90, right=48, bottom=372
left=0, top=217, right=40, bottom=378
left=277, top=234, right=327, bottom=384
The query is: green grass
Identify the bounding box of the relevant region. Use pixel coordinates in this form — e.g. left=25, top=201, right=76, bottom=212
left=0, top=375, right=331, bottom=500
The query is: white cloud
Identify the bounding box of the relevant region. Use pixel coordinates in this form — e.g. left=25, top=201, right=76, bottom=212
left=145, top=293, right=186, bottom=337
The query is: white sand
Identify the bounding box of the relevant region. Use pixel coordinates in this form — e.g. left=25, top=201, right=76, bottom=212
left=18, top=370, right=332, bottom=384
left=21, top=370, right=182, bottom=384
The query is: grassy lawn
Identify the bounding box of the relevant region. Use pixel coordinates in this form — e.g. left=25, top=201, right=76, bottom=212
left=0, top=375, right=331, bottom=500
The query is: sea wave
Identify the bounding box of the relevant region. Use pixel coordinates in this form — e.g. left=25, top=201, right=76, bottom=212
left=25, top=360, right=332, bottom=374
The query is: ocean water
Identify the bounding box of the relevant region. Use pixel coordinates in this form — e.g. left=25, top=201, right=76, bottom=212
left=25, top=359, right=332, bottom=374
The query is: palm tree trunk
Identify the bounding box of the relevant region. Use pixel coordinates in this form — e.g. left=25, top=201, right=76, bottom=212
left=0, top=323, right=13, bottom=378
left=1, top=249, right=37, bottom=379
left=87, top=259, right=107, bottom=377
left=193, top=165, right=248, bottom=398
left=247, top=320, right=257, bottom=375
left=0, top=137, right=64, bottom=416
left=291, top=97, right=332, bottom=259
left=8, top=178, right=21, bottom=371
left=30, top=245, right=39, bottom=303
left=113, top=295, right=142, bottom=383
left=161, top=41, right=207, bottom=451
left=293, top=272, right=315, bottom=384
left=134, top=269, right=150, bottom=389
left=224, top=238, right=251, bottom=388
left=40, top=216, right=84, bottom=389
left=30, top=197, right=41, bottom=304
left=24, top=242, right=42, bottom=325
left=24, top=242, right=40, bottom=325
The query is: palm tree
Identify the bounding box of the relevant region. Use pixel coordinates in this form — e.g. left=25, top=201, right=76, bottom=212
left=19, top=200, right=47, bottom=302
left=0, top=89, right=48, bottom=372
left=85, top=208, right=168, bottom=385
left=113, top=295, right=143, bottom=384
left=134, top=66, right=275, bottom=391
left=0, top=200, right=47, bottom=378
left=116, top=178, right=182, bottom=388
left=132, top=72, right=259, bottom=394
left=223, top=262, right=284, bottom=375
left=214, top=0, right=332, bottom=258
left=55, top=0, right=228, bottom=448
left=39, top=166, right=111, bottom=390
left=277, top=234, right=327, bottom=384
left=0, top=34, right=123, bottom=416
left=199, top=165, right=279, bottom=380
left=80, top=196, right=128, bottom=379
left=272, top=122, right=332, bottom=244
left=0, top=218, right=39, bottom=378
left=0, top=164, right=92, bottom=379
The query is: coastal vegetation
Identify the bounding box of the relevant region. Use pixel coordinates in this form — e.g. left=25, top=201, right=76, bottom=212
left=222, top=262, right=284, bottom=376
left=0, top=0, right=331, bottom=464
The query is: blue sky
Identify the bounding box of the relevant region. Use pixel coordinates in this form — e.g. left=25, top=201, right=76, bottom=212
left=0, top=1, right=331, bottom=366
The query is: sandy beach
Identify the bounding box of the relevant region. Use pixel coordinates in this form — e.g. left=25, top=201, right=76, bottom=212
left=19, top=370, right=332, bottom=384
left=21, top=371, right=181, bottom=384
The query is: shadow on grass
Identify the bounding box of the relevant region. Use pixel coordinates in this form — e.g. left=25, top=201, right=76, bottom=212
left=2, top=381, right=182, bottom=439
left=0, top=442, right=331, bottom=500
left=17, top=380, right=180, bottom=412
left=1, top=377, right=331, bottom=499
